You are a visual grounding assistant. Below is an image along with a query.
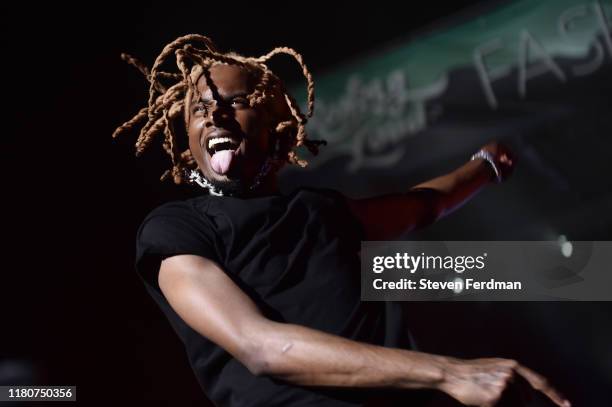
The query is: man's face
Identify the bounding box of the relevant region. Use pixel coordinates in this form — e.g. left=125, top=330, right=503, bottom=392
left=186, top=64, right=273, bottom=193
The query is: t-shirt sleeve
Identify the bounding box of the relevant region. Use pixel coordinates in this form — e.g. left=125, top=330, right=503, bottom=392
left=312, top=187, right=366, bottom=242
left=134, top=201, right=219, bottom=295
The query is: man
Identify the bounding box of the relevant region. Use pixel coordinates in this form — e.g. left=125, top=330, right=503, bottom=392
left=114, top=34, right=570, bottom=407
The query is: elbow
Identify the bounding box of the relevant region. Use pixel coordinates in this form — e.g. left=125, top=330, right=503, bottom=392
left=422, top=189, right=446, bottom=219
left=244, top=348, right=290, bottom=379
left=428, top=190, right=456, bottom=225
left=412, top=190, right=447, bottom=230
left=238, top=339, right=269, bottom=377
left=232, top=320, right=298, bottom=379
left=240, top=335, right=296, bottom=380
left=244, top=352, right=271, bottom=377
left=409, top=186, right=445, bottom=212
left=239, top=336, right=278, bottom=378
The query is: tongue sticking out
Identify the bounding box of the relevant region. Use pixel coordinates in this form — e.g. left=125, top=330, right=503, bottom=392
left=210, top=149, right=237, bottom=175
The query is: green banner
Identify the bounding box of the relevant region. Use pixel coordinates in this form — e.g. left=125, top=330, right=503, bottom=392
left=285, top=0, right=611, bottom=176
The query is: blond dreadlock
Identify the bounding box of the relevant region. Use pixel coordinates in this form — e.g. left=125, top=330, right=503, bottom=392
left=112, top=34, right=326, bottom=185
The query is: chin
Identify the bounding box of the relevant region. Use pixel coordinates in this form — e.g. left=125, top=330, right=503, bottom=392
left=209, top=177, right=245, bottom=195
left=203, top=167, right=244, bottom=193
left=203, top=157, right=248, bottom=189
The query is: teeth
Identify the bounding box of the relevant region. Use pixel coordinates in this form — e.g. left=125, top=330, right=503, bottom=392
left=208, top=137, right=239, bottom=149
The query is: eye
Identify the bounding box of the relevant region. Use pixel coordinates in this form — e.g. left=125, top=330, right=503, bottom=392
left=231, top=97, right=249, bottom=108
left=192, top=103, right=208, bottom=114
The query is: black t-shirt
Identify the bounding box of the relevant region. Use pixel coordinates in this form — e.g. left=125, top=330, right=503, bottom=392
left=135, top=187, right=424, bottom=407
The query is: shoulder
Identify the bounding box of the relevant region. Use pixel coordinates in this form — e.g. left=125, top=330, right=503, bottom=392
left=134, top=198, right=219, bottom=293
left=292, top=186, right=349, bottom=205
left=140, top=196, right=212, bottom=228
left=290, top=187, right=363, bottom=233
left=138, top=201, right=190, bottom=235
left=142, top=196, right=206, bottom=221
left=136, top=197, right=215, bottom=252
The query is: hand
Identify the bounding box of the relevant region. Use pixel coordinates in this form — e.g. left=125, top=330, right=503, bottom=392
left=438, top=356, right=570, bottom=407
left=479, top=141, right=516, bottom=183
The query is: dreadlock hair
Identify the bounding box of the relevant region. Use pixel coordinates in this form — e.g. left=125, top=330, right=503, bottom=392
left=112, top=34, right=327, bottom=185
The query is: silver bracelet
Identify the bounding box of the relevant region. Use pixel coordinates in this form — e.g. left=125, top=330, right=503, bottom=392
left=471, top=149, right=502, bottom=183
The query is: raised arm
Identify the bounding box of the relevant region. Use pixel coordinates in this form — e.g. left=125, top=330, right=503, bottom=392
left=158, top=254, right=569, bottom=407
left=345, top=142, right=516, bottom=240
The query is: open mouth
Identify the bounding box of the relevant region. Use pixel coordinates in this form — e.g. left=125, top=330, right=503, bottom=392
left=206, top=136, right=241, bottom=156
left=205, top=135, right=242, bottom=175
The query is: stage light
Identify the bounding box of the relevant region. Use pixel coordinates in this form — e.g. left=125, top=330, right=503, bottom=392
left=453, top=277, right=464, bottom=294
left=561, top=242, right=573, bottom=258
left=558, top=234, right=573, bottom=258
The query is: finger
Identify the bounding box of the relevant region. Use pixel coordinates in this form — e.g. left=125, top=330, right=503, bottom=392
left=515, top=365, right=571, bottom=407
left=493, top=368, right=513, bottom=382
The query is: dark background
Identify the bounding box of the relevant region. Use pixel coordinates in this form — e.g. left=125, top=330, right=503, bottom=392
left=2, top=1, right=611, bottom=406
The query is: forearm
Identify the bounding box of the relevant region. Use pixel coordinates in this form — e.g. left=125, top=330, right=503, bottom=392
left=411, top=158, right=493, bottom=218
left=254, top=320, right=446, bottom=391
left=250, top=320, right=570, bottom=407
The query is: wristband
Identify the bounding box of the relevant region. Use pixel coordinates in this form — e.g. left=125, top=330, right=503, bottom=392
left=471, top=149, right=502, bottom=183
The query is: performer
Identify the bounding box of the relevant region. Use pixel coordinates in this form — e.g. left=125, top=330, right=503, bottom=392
left=113, top=34, right=569, bottom=407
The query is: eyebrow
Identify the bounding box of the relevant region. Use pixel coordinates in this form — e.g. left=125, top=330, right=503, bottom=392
left=199, top=91, right=249, bottom=102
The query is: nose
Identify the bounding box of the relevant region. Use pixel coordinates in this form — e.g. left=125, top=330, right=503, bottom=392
left=206, top=102, right=233, bottom=127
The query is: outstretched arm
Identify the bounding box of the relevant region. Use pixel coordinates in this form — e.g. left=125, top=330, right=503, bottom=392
left=158, top=254, right=569, bottom=407
left=345, top=142, right=516, bottom=240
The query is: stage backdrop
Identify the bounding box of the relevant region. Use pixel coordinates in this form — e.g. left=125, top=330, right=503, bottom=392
left=279, top=0, right=612, bottom=241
